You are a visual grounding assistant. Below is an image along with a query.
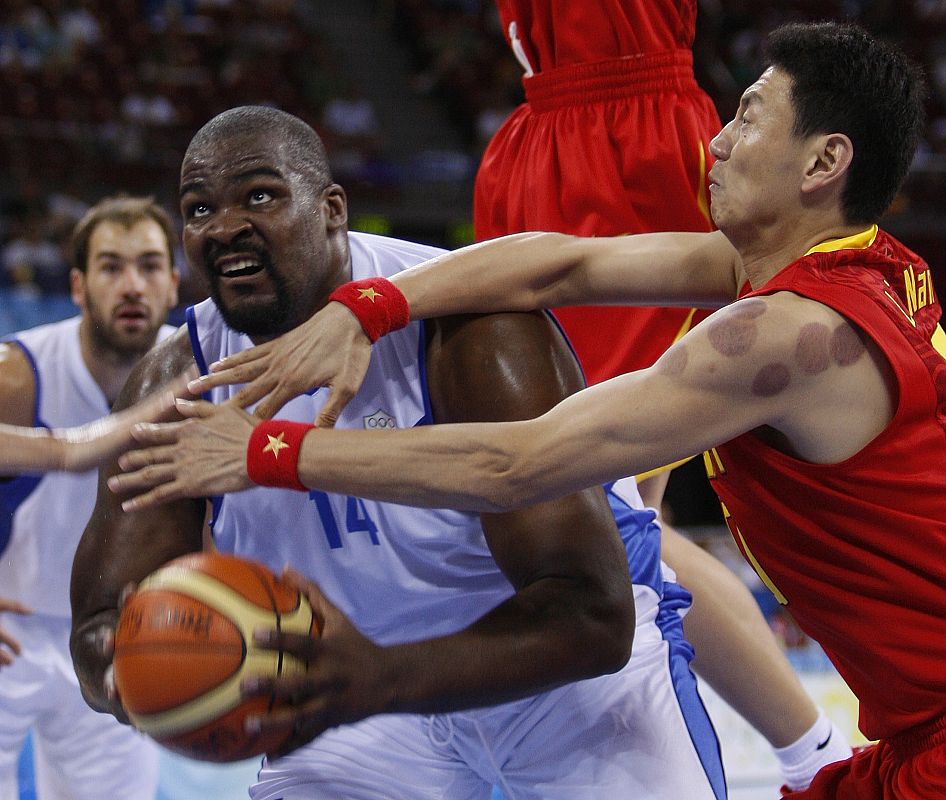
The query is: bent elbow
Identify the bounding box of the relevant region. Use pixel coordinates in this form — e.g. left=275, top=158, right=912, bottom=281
left=565, top=581, right=636, bottom=679
left=593, top=592, right=636, bottom=674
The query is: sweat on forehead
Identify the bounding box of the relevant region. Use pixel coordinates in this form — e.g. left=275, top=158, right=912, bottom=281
left=185, top=106, right=332, bottom=183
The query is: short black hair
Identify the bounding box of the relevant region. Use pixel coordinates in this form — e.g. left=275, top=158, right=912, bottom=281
left=71, top=195, right=176, bottom=273
left=185, top=106, right=333, bottom=188
left=763, top=22, right=926, bottom=225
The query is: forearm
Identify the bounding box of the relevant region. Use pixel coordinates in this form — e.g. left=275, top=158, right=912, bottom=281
left=295, top=421, right=551, bottom=512
left=0, top=425, right=63, bottom=474
left=391, top=230, right=738, bottom=320
left=378, top=576, right=634, bottom=715
left=293, top=374, right=696, bottom=512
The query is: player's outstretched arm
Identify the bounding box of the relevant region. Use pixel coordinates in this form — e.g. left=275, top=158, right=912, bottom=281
left=70, top=331, right=207, bottom=721
left=111, top=309, right=746, bottom=512
left=0, top=386, right=185, bottom=476
left=394, top=229, right=739, bottom=318
left=115, top=296, right=832, bottom=515
left=189, top=230, right=740, bottom=427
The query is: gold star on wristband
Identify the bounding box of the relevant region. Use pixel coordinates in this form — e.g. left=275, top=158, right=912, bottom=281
left=262, top=431, right=290, bottom=459
left=358, top=287, right=382, bottom=302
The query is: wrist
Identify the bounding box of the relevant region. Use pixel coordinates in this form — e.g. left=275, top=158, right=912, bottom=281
left=42, top=427, right=68, bottom=472
left=246, top=420, right=314, bottom=491
left=328, top=277, right=409, bottom=342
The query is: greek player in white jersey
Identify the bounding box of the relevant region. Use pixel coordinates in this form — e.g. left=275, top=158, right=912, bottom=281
left=73, top=107, right=725, bottom=798
left=0, top=196, right=180, bottom=800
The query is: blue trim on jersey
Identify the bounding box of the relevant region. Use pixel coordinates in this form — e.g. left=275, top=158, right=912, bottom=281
left=0, top=339, right=47, bottom=555
left=187, top=304, right=221, bottom=534
left=208, top=494, right=223, bottom=544
left=605, top=485, right=726, bottom=798
left=0, top=474, right=42, bottom=557
left=414, top=320, right=434, bottom=427
left=7, top=338, right=42, bottom=424
left=185, top=306, right=212, bottom=400
left=658, top=581, right=727, bottom=799
left=605, top=484, right=661, bottom=592
left=543, top=308, right=588, bottom=385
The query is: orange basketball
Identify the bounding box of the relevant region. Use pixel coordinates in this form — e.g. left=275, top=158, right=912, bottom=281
left=113, top=551, right=317, bottom=762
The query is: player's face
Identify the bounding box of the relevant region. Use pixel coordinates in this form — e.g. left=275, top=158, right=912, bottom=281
left=179, top=130, right=348, bottom=341
left=707, top=67, right=813, bottom=247
left=71, top=219, right=179, bottom=359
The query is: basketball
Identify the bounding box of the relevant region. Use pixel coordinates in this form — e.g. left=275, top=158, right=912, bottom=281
left=113, top=551, right=318, bottom=763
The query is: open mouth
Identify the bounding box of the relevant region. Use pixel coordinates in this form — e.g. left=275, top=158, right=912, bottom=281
left=116, top=305, right=149, bottom=323
left=216, top=255, right=265, bottom=279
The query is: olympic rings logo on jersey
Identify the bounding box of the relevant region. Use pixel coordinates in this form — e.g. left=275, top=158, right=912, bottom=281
left=363, top=409, right=397, bottom=429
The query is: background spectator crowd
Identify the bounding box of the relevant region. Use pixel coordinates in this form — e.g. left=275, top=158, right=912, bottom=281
left=0, top=0, right=943, bottom=302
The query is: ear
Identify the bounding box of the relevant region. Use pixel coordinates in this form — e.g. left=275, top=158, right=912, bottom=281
left=802, top=133, right=853, bottom=194
left=321, top=183, right=349, bottom=231
left=168, top=266, right=181, bottom=308
left=69, top=268, right=86, bottom=308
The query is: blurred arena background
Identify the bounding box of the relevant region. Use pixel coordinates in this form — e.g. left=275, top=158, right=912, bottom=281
left=3, top=1, right=943, bottom=797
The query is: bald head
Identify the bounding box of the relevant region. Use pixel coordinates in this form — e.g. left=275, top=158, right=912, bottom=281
left=185, top=106, right=333, bottom=188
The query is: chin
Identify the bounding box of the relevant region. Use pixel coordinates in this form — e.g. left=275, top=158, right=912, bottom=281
left=708, top=203, right=724, bottom=228
left=218, top=302, right=292, bottom=338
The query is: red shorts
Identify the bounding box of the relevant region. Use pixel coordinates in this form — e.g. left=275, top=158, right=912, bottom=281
left=785, top=716, right=946, bottom=799
left=474, top=50, right=721, bottom=380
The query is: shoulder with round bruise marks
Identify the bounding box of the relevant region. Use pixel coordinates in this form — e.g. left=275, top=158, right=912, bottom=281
left=830, top=323, right=866, bottom=366
left=795, top=322, right=832, bottom=375
left=752, top=362, right=791, bottom=397
left=707, top=310, right=760, bottom=358
left=730, top=297, right=768, bottom=319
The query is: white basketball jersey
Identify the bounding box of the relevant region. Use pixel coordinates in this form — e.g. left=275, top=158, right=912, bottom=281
left=188, top=232, right=519, bottom=644
left=0, top=317, right=176, bottom=617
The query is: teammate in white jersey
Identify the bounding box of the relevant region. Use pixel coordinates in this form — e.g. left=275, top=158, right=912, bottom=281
left=72, top=106, right=726, bottom=799
left=0, top=195, right=180, bottom=800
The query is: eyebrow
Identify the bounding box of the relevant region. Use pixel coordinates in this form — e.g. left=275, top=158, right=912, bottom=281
left=739, top=87, right=764, bottom=109
left=93, top=250, right=168, bottom=260
left=180, top=166, right=285, bottom=198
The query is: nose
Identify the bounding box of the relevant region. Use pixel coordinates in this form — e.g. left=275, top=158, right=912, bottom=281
left=118, top=265, right=147, bottom=297
left=709, top=121, right=733, bottom=161
left=206, top=207, right=252, bottom=245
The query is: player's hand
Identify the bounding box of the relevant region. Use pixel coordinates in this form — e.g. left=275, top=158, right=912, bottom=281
left=187, top=302, right=372, bottom=427
left=0, top=599, right=31, bottom=667
left=58, top=371, right=195, bottom=472
left=71, top=583, right=136, bottom=723
left=109, top=400, right=256, bottom=511
left=241, top=568, right=388, bottom=756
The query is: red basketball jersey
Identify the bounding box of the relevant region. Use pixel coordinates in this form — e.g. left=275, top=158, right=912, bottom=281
left=706, top=228, right=946, bottom=741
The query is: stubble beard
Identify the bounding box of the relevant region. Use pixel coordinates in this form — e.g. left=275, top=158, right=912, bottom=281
left=84, top=293, right=164, bottom=364
left=208, top=269, right=299, bottom=339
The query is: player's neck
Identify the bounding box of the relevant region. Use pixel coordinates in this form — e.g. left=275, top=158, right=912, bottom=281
left=737, top=216, right=866, bottom=290
left=78, top=327, right=154, bottom=408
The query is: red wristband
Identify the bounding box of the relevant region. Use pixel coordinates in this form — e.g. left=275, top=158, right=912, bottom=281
left=246, top=420, right=314, bottom=491
left=328, top=277, right=409, bottom=342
